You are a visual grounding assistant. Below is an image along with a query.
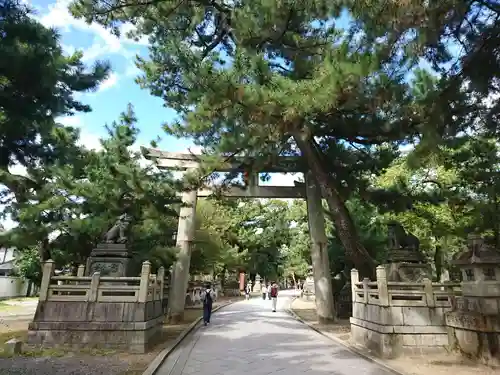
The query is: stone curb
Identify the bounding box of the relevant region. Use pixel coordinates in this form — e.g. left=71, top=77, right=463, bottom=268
left=286, top=297, right=405, bottom=375
left=142, top=301, right=235, bottom=375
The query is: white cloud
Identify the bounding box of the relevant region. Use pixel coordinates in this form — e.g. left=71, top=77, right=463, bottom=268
left=58, top=115, right=82, bottom=127
left=97, top=72, right=119, bottom=92
left=78, top=131, right=102, bottom=151
left=37, top=0, right=147, bottom=63
left=58, top=115, right=103, bottom=151
left=125, top=63, right=141, bottom=78
left=61, top=43, right=76, bottom=56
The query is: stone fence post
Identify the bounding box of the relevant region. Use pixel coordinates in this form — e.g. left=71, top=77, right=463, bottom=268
left=138, top=261, right=151, bottom=303
left=151, top=274, right=158, bottom=300
left=376, top=266, right=389, bottom=306
left=423, top=278, right=435, bottom=307
left=362, top=278, right=369, bottom=303
left=77, top=265, right=85, bottom=277
left=39, top=260, right=56, bottom=301
left=88, top=272, right=100, bottom=302
left=350, top=268, right=359, bottom=302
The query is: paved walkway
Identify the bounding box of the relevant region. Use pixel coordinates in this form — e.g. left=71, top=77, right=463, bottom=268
left=156, top=290, right=393, bottom=375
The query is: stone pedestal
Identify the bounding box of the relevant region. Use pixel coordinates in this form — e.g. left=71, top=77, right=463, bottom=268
left=336, top=282, right=352, bottom=319
left=384, top=248, right=431, bottom=282
left=85, top=243, right=131, bottom=277
left=384, top=262, right=432, bottom=282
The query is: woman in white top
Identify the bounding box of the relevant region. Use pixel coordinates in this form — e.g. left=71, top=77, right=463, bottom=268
left=261, top=285, right=268, bottom=300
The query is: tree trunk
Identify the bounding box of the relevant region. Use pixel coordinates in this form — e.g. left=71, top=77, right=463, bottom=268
left=167, top=190, right=198, bottom=324
left=305, top=171, right=336, bottom=322
left=294, top=133, right=376, bottom=278
left=291, top=272, right=297, bottom=288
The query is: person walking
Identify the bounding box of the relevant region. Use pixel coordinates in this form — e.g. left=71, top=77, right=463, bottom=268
left=261, top=284, right=268, bottom=300
left=245, top=283, right=251, bottom=300
left=270, top=282, right=279, bottom=312
left=200, top=283, right=216, bottom=326
left=267, top=283, right=272, bottom=300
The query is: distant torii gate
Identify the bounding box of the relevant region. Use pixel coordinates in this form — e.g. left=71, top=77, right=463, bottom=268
left=141, top=147, right=335, bottom=322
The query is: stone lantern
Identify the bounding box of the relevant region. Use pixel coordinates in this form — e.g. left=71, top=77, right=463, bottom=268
left=453, top=235, right=500, bottom=305
left=303, top=265, right=315, bottom=296
left=253, top=274, right=262, bottom=293
left=445, top=234, right=500, bottom=365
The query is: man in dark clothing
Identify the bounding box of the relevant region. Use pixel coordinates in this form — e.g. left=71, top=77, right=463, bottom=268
left=201, top=283, right=216, bottom=326
left=270, top=282, right=279, bottom=312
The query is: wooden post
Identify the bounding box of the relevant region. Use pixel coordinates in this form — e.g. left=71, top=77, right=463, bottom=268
left=423, top=278, right=435, bottom=307
left=138, top=261, right=152, bottom=303
left=376, top=266, right=389, bottom=306
left=39, top=260, right=55, bottom=301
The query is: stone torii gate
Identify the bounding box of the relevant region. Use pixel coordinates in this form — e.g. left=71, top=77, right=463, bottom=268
left=141, top=147, right=335, bottom=322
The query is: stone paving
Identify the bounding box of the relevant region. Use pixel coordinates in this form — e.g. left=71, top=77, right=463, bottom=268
left=156, top=290, right=394, bottom=375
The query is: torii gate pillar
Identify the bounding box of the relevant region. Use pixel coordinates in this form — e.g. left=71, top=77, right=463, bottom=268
left=168, top=190, right=198, bottom=323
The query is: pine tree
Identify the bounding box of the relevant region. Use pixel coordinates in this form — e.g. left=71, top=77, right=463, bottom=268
left=6, top=106, right=181, bottom=282
left=70, top=1, right=438, bottom=279
left=0, top=0, right=110, bottom=203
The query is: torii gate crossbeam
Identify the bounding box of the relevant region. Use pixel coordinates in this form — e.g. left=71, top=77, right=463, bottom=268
left=141, top=147, right=306, bottom=198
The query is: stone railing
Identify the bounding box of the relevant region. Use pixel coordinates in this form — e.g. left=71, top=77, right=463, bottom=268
left=351, top=268, right=460, bottom=309
left=350, top=266, right=461, bottom=358
left=41, top=261, right=164, bottom=304
left=30, top=259, right=166, bottom=353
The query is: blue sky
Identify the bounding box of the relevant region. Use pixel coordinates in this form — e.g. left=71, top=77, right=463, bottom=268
left=29, top=0, right=195, bottom=153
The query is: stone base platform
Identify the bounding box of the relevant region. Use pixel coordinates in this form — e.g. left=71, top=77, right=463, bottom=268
left=28, top=319, right=162, bottom=353
left=350, top=300, right=451, bottom=358
left=350, top=317, right=449, bottom=358
left=28, top=300, right=164, bottom=353
left=446, top=311, right=500, bottom=366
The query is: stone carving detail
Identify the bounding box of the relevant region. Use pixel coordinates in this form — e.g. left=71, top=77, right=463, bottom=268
left=387, top=221, right=420, bottom=251
left=103, top=214, right=132, bottom=244
left=90, top=262, right=120, bottom=276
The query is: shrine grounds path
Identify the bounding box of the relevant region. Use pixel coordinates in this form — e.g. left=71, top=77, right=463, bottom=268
left=156, top=290, right=393, bottom=375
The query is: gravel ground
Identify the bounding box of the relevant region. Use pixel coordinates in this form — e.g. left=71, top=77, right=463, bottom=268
left=0, top=298, right=240, bottom=375
left=0, top=355, right=131, bottom=375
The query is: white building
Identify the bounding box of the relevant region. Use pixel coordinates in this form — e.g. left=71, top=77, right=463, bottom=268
left=0, top=226, right=31, bottom=299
